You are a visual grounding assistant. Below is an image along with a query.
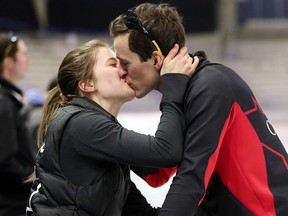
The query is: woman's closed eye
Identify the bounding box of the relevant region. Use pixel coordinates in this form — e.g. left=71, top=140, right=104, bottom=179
left=110, top=63, right=118, bottom=67
left=106, top=58, right=119, bottom=67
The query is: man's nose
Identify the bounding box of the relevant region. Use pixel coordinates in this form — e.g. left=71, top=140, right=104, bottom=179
left=118, top=65, right=128, bottom=79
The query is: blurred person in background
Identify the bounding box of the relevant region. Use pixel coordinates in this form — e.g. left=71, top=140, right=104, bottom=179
left=23, top=76, right=57, bottom=149
left=109, top=2, right=288, bottom=215
left=25, top=39, right=198, bottom=215
left=0, top=32, right=37, bottom=216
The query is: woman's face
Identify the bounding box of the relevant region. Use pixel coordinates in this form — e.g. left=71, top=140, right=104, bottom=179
left=89, top=47, right=135, bottom=105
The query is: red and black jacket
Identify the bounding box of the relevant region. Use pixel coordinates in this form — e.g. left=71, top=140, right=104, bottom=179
left=149, top=51, right=288, bottom=216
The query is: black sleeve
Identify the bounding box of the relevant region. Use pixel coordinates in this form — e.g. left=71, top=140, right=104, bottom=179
left=159, top=66, right=234, bottom=216
left=131, top=166, right=159, bottom=177
left=69, top=74, right=190, bottom=168
left=121, top=180, right=160, bottom=216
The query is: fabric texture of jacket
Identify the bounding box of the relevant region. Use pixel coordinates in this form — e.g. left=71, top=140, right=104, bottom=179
left=0, top=77, right=37, bottom=216
left=158, top=51, right=288, bottom=216
left=26, top=74, right=189, bottom=216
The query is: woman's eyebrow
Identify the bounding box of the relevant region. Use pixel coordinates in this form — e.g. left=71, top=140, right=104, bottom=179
left=106, top=57, right=118, bottom=64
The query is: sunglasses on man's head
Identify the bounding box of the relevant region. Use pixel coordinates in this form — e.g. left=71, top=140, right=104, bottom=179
left=124, top=9, right=162, bottom=55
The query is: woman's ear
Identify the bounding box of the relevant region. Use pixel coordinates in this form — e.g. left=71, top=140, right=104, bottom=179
left=78, top=80, right=94, bottom=93
left=152, top=51, right=164, bottom=70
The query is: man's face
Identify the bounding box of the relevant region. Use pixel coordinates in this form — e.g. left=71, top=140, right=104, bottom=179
left=113, top=33, right=160, bottom=98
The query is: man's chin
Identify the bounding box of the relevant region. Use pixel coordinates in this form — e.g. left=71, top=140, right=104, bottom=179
left=135, top=92, right=147, bottom=99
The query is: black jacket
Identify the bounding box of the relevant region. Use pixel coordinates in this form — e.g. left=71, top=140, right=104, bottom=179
left=27, top=74, right=190, bottom=216
left=0, top=77, right=36, bottom=216
left=159, top=51, right=288, bottom=216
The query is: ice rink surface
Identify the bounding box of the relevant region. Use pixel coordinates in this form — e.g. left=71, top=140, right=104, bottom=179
left=118, top=111, right=288, bottom=208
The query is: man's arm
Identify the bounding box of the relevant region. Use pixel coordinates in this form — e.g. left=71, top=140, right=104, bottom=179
left=159, top=65, right=234, bottom=216
left=130, top=45, right=197, bottom=188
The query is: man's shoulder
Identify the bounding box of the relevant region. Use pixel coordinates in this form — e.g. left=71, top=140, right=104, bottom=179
left=0, top=86, right=23, bottom=109
left=0, top=91, right=16, bottom=110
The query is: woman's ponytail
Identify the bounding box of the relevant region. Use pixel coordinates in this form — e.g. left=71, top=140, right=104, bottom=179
left=37, top=86, right=69, bottom=147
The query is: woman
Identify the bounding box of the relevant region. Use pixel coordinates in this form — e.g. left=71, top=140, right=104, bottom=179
left=26, top=39, right=198, bottom=215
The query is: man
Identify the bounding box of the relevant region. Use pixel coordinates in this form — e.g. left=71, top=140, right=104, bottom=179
left=0, top=32, right=37, bottom=215
left=109, top=3, right=288, bottom=215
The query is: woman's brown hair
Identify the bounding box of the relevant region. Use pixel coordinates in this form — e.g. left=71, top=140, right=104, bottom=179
left=37, top=39, right=109, bottom=147
left=0, top=32, right=19, bottom=74
left=26, top=39, right=109, bottom=182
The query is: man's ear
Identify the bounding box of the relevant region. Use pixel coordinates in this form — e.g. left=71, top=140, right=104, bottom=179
left=78, top=80, right=95, bottom=92
left=152, top=51, right=164, bottom=70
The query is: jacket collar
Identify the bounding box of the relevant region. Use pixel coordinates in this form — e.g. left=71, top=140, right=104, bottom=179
left=189, top=51, right=216, bottom=78
left=68, top=97, right=117, bottom=121
left=190, top=50, right=210, bottom=69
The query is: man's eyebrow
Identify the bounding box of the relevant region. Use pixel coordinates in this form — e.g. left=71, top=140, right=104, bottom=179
left=116, top=56, right=129, bottom=63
